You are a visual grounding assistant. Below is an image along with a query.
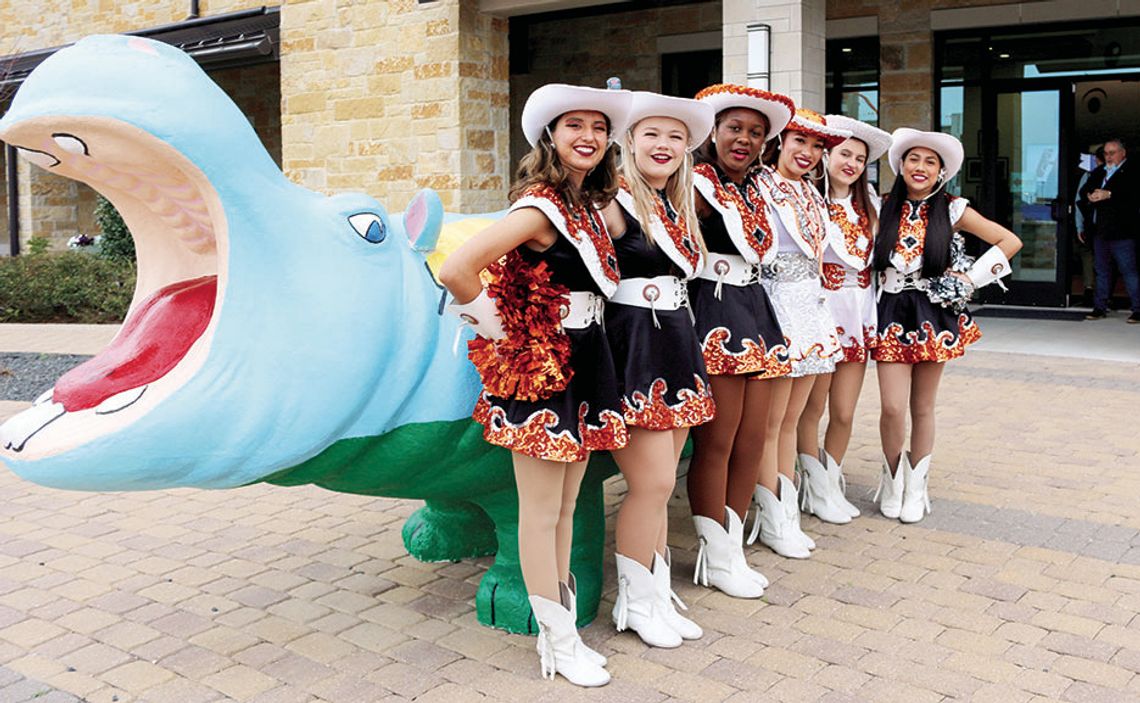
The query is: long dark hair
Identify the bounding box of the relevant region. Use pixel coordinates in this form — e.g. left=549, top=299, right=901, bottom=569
left=510, top=116, right=620, bottom=208
left=872, top=161, right=952, bottom=276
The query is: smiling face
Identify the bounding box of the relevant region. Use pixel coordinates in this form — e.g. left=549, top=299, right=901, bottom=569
left=630, top=116, right=688, bottom=190
left=777, top=130, right=826, bottom=180
left=900, top=146, right=943, bottom=199
left=1104, top=140, right=1125, bottom=167
left=828, top=137, right=868, bottom=192
left=713, top=108, right=768, bottom=181
left=549, top=110, right=609, bottom=181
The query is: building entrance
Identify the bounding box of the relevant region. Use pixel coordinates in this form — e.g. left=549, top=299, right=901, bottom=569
left=937, top=21, right=1140, bottom=308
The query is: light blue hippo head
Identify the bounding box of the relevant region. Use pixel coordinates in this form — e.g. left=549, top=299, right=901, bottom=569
left=0, top=35, right=479, bottom=490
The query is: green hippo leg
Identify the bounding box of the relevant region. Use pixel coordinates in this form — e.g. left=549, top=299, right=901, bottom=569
left=402, top=499, right=497, bottom=562
left=470, top=459, right=611, bottom=634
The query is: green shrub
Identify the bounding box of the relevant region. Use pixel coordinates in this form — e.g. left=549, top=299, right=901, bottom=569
left=0, top=251, right=135, bottom=323
left=95, top=195, right=135, bottom=262
left=26, top=236, right=51, bottom=256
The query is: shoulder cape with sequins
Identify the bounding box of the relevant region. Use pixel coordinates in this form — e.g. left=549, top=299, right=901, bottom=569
left=615, top=185, right=704, bottom=279
left=755, top=165, right=828, bottom=260
left=692, top=162, right=772, bottom=265
left=510, top=184, right=621, bottom=297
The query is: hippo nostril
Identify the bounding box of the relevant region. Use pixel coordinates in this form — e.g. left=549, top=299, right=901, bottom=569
left=348, top=212, right=386, bottom=244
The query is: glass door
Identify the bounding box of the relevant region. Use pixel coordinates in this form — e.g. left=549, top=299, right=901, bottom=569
left=980, top=87, right=1070, bottom=306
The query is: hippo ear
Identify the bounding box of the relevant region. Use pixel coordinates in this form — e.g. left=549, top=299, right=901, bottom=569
left=404, top=189, right=444, bottom=253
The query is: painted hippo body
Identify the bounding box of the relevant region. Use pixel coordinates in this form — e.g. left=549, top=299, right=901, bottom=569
left=0, top=35, right=611, bottom=633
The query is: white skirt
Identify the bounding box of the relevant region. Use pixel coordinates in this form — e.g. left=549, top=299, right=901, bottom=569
left=761, top=254, right=841, bottom=377
left=824, top=283, right=877, bottom=364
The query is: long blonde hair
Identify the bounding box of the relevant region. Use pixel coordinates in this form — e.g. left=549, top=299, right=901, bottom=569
left=620, top=127, right=704, bottom=251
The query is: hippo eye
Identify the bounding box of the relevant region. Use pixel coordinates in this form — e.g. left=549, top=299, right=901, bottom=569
left=348, top=213, right=386, bottom=244
left=16, top=147, right=60, bottom=169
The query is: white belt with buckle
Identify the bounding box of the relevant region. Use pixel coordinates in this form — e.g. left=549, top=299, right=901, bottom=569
left=610, top=275, right=690, bottom=328
left=878, top=268, right=928, bottom=300
left=695, top=254, right=759, bottom=300
left=560, top=291, right=606, bottom=330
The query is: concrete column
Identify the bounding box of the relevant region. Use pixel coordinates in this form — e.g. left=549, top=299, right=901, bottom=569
left=279, top=0, right=509, bottom=214
left=878, top=6, right=933, bottom=135
left=722, top=0, right=826, bottom=110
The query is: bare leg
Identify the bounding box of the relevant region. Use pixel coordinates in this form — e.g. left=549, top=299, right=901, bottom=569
left=796, top=371, right=831, bottom=456
left=513, top=453, right=575, bottom=601
left=656, top=428, right=690, bottom=553
left=757, top=377, right=792, bottom=495
left=727, top=379, right=773, bottom=517
left=555, top=459, right=588, bottom=583
left=823, top=361, right=867, bottom=462
left=877, top=362, right=914, bottom=469
left=688, top=375, right=745, bottom=520
left=908, top=361, right=945, bottom=459
left=613, top=428, right=680, bottom=568
left=777, top=376, right=816, bottom=481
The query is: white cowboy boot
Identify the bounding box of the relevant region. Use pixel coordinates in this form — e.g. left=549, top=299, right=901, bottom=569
left=654, top=550, right=702, bottom=640
left=874, top=452, right=907, bottom=519
left=562, top=575, right=606, bottom=666
left=749, top=475, right=811, bottom=559
left=899, top=454, right=932, bottom=523
left=692, top=507, right=766, bottom=598
left=613, top=554, right=682, bottom=648
left=798, top=452, right=852, bottom=524
left=529, top=594, right=610, bottom=687
left=823, top=450, right=861, bottom=518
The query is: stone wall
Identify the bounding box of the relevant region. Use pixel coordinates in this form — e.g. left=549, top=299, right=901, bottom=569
left=279, top=0, right=510, bottom=214
left=510, top=2, right=722, bottom=169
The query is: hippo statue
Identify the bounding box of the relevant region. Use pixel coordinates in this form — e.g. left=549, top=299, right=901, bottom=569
left=0, top=35, right=615, bottom=634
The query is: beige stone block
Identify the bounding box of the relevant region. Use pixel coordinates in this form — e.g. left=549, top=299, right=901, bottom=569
left=0, top=619, right=67, bottom=648
left=1049, top=654, right=1132, bottom=688
left=201, top=664, right=279, bottom=701
left=100, top=660, right=175, bottom=693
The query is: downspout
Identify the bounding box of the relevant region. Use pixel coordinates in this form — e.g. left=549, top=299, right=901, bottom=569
left=6, top=144, right=18, bottom=257
left=187, top=0, right=200, bottom=19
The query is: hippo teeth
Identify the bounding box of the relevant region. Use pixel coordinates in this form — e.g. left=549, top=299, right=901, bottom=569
left=0, top=402, right=66, bottom=453
left=34, top=389, right=53, bottom=406
left=53, top=276, right=217, bottom=413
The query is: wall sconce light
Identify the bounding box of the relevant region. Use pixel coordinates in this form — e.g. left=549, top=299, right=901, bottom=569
left=747, top=23, right=771, bottom=90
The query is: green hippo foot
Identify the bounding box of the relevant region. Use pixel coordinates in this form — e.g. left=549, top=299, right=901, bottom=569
left=476, top=560, right=536, bottom=634
left=402, top=499, right=497, bottom=562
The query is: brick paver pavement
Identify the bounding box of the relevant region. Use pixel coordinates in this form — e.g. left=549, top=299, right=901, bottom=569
left=1, top=327, right=1139, bottom=702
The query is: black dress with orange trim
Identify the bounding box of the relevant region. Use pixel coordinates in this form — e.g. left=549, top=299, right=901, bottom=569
left=872, top=195, right=981, bottom=364
left=472, top=185, right=628, bottom=463
left=605, top=191, right=715, bottom=431
left=688, top=162, right=791, bottom=378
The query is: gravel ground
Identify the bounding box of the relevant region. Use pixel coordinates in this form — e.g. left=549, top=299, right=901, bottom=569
left=0, top=353, right=91, bottom=402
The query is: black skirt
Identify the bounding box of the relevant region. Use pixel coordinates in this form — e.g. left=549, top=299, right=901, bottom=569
left=474, top=323, right=628, bottom=463
left=872, top=288, right=981, bottom=364
left=688, top=278, right=791, bottom=378
left=605, top=303, right=715, bottom=431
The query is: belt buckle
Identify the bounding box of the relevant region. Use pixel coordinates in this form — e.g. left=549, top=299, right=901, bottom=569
left=642, top=283, right=661, bottom=305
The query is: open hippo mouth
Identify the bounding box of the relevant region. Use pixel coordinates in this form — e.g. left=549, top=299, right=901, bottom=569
left=0, top=116, right=225, bottom=458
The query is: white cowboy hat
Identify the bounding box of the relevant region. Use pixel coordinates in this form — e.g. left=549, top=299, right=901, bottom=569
left=694, top=84, right=795, bottom=142
left=521, top=83, right=633, bottom=147
left=824, top=115, right=892, bottom=162
left=625, top=91, right=715, bottom=151
left=783, top=108, right=851, bottom=149
left=888, top=127, right=965, bottom=182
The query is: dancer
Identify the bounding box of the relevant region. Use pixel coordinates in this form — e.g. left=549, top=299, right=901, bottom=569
left=795, top=116, right=891, bottom=525
left=604, top=91, right=715, bottom=647
left=872, top=128, right=1022, bottom=523
left=748, top=109, right=849, bottom=558
left=438, top=84, right=633, bottom=686
left=686, top=84, right=794, bottom=598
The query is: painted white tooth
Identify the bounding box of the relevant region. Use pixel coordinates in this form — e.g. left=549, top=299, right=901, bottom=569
left=0, top=402, right=66, bottom=453
left=94, top=386, right=147, bottom=415
left=53, top=135, right=87, bottom=155
left=17, top=148, right=59, bottom=169
left=34, top=389, right=54, bottom=406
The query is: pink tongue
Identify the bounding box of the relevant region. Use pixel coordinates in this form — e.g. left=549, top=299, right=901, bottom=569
left=54, top=276, right=217, bottom=412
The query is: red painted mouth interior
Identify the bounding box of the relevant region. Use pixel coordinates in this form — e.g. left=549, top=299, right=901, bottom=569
left=54, top=276, right=217, bottom=412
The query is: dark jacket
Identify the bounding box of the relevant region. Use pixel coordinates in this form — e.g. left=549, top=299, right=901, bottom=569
left=1079, top=159, right=1138, bottom=241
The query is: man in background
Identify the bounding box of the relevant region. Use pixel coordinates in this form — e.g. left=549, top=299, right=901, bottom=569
left=1079, top=138, right=1140, bottom=323
left=1074, top=146, right=1104, bottom=307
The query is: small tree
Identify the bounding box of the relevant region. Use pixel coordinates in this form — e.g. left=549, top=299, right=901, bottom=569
left=95, top=195, right=135, bottom=263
